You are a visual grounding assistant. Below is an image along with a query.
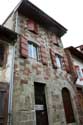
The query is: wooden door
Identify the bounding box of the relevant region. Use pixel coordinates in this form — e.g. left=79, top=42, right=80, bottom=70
left=62, top=88, right=75, bottom=123
left=34, top=83, right=49, bottom=125
left=0, top=86, right=9, bottom=125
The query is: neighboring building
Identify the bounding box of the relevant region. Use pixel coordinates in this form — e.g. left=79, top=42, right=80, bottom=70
left=65, top=46, right=83, bottom=125
left=3, top=0, right=80, bottom=125
left=0, top=25, right=17, bottom=125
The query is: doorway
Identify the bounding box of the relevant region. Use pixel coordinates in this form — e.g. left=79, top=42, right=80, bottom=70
left=0, top=83, right=9, bottom=125
left=62, top=88, right=75, bottom=124
left=34, top=83, right=49, bottom=125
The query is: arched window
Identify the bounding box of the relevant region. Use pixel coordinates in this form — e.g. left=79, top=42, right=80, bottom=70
left=62, top=88, right=75, bottom=123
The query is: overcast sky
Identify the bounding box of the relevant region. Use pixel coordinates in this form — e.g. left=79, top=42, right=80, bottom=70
left=0, top=0, right=83, bottom=47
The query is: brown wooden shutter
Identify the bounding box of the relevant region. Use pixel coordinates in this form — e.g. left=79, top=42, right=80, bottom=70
left=71, top=65, right=78, bottom=82
left=61, top=56, right=70, bottom=72
left=40, top=45, right=48, bottom=65
left=74, top=65, right=79, bottom=77
left=20, top=36, right=28, bottom=58
left=27, top=19, right=38, bottom=34
left=51, top=35, right=58, bottom=45
left=50, top=49, right=57, bottom=68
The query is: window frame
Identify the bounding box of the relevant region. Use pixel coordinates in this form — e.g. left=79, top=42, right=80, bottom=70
left=28, top=41, right=39, bottom=60
left=0, top=44, right=5, bottom=67
left=75, top=65, right=83, bottom=80
left=55, top=54, right=62, bottom=69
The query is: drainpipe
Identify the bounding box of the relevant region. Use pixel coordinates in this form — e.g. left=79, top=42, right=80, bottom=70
left=8, top=45, right=15, bottom=125
left=8, top=11, right=18, bottom=125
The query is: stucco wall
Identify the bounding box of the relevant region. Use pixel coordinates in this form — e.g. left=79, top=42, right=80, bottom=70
left=3, top=13, right=15, bottom=31
left=0, top=42, right=13, bottom=83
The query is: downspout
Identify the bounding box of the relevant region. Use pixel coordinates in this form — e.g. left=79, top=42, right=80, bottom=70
left=8, top=11, right=18, bottom=125
left=8, top=45, right=15, bottom=125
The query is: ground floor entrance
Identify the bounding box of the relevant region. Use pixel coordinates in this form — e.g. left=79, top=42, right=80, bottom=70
left=34, top=83, right=49, bottom=125
left=0, top=83, right=9, bottom=125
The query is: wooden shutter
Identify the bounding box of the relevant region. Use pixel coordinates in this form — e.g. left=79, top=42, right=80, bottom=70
left=74, top=65, right=79, bottom=78
left=50, top=49, right=57, bottom=68
left=51, top=35, right=58, bottom=45
left=20, top=36, right=28, bottom=58
left=72, top=65, right=78, bottom=81
left=27, top=19, right=38, bottom=34
left=40, top=45, right=48, bottom=65
left=61, top=56, right=70, bottom=72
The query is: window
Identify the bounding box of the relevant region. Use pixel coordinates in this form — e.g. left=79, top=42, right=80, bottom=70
left=55, top=54, right=62, bottom=68
left=28, top=41, right=38, bottom=60
left=0, top=45, right=4, bottom=66
left=75, top=65, right=83, bottom=80
left=27, top=19, right=38, bottom=34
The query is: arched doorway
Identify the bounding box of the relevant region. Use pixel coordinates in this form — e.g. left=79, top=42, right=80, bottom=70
left=62, top=88, right=75, bottom=123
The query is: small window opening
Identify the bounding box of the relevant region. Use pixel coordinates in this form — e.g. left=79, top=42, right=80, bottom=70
left=28, top=41, right=38, bottom=60
left=0, top=45, right=4, bottom=67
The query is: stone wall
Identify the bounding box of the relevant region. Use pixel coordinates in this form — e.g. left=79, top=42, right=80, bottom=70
left=6, top=13, right=80, bottom=125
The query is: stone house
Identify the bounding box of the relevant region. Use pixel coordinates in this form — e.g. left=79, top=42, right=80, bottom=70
left=2, top=0, right=80, bottom=125
left=65, top=46, right=83, bottom=125
left=0, top=25, right=17, bottom=125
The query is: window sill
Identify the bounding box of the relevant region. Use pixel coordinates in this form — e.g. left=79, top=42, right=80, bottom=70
left=28, top=56, right=38, bottom=61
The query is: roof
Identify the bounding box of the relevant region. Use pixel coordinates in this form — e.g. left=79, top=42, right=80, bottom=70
left=0, top=25, right=17, bottom=42
left=3, top=0, right=67, bottom=37
left=65, top=46, right=83, bottom=60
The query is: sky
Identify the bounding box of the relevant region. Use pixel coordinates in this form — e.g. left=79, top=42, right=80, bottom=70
left=0, top=0, right=83, bottom=47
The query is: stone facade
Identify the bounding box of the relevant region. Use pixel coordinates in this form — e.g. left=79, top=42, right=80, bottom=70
left=3, top=1, right=80, bottom=125
left=8, top=13, right=79, bottom=125
left=65, top=46, right=83, bottom=125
